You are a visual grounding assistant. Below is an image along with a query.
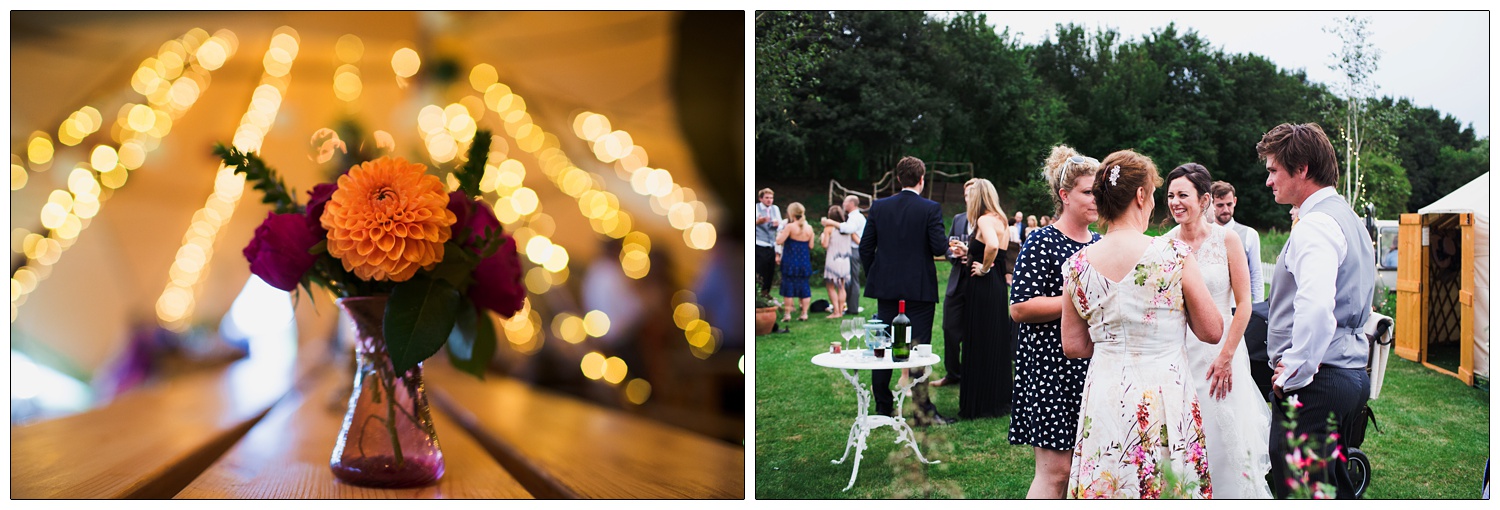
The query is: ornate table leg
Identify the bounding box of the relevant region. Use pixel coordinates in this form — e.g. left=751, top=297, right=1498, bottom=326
left=831, top=368, right=872, bottom=491
left=889, top=367, right=940, bottom=465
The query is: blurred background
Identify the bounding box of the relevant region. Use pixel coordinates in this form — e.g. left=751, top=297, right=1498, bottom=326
left=10, top=11, right=744, bottom=443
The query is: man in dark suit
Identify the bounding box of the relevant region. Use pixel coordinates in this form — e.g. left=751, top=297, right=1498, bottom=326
left=860, top=156, right=953, bottom=425
left=932, top=184, right=972, bottom=388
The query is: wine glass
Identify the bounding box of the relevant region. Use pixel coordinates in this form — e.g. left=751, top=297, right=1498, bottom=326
left=851, top=317, right=866, bottom=353
left=839, top=319, right=854, bottom=345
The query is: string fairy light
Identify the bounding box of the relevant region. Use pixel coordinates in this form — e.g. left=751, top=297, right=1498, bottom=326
left=155, top=27, right=298, bottom=330
left=12, top=28, right=237, bottom=323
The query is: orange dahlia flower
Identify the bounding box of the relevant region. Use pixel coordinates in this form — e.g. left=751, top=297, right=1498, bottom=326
left=321, top=156, right=457, bottom=282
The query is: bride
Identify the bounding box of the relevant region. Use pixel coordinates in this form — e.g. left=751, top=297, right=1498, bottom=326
left=1162, top=163, right=1273, bottom=499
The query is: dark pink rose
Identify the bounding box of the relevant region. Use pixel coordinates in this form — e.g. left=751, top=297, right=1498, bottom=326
left=468, top=231, right=525, bottom=318
left=243, top=212, right=322, bottom=291
left=305, top=183, right=338, bottom=227
left=447, top=191, right=502, bottom=252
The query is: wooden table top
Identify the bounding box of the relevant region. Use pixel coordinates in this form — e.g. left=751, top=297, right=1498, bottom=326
left=12, top=345, right=744, bottom=499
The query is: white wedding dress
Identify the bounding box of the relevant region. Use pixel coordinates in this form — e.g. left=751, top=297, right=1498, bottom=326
left=1166, top=224, right=1273, bottom=499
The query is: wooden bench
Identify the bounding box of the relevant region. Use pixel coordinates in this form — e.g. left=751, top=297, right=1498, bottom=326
left=12, top=340, right=744, bottom=499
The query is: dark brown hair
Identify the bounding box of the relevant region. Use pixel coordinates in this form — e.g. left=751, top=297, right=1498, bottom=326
left=1210, top=180, right=1235, bottom=199
left=1092, top=150, right=1162, bottom=223
left=1166, top=163, right=1212, bottom=197
left=826, top=205, right=845, bottom=223
left=894, top=156, right=925, bottom=189
left=1256, top=123, right=1339, bottom=187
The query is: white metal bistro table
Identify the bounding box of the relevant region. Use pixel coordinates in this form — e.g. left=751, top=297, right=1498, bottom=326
left=811, top=348, right=941, bottom=491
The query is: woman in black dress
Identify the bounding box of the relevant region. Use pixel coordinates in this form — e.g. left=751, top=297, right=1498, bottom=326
left=956, top=178, right=1011, bottom=419
left=1008, top=145, right=1102, bottom=498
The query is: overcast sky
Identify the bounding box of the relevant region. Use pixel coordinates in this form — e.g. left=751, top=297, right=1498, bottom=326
left=950, top=11, right=1490, bottom=138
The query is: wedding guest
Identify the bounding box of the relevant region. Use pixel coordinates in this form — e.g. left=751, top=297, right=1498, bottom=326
left=933, top=181, right=974, bottom=388
left=822, top=195, right=867, bottom=314
left=860, top=156, right=952, bottom=425
left=1039, top=215, right=1052, bottom=228
left=1164, top=164, right=1273, bottom=498
left=820, top=205, right=856, bottom=319
left=1060, top=150, right=1222, bottom=499
left=1024, top=215, right=1040, bottom=238
left=1211, top=181, right=1265, bottom=303
left=775, top=202, right=815, bottom=321
left=1259, top=122, right=1374, bottom=499
left=755, top=188, right=782, bottom=300
left=1008, top=145, right=1101, bottom=498
left=1006, top=211, right=1024, bottom=286
left=952, top=178, right=1011, bottom=419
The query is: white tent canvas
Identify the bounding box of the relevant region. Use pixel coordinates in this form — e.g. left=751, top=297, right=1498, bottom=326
left=1418, top=172, right=1489, bottom=380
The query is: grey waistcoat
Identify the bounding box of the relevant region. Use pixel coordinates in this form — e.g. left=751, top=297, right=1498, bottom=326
left=1266, top=193, right=1373, bottom=370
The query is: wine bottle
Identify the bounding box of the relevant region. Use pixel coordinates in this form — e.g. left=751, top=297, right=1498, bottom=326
left=892, top=300, right=910, bottom=362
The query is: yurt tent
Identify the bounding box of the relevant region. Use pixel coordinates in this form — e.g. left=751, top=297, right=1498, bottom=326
left=1394, top=172, right=1488, bottom=386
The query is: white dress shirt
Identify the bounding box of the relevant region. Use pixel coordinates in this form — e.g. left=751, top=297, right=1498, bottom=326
left=838, top=209, right=866, bottom=246
left=1224, top=218, right=1265, bottom=303
left=1274, top=186, right=1347, bottom=392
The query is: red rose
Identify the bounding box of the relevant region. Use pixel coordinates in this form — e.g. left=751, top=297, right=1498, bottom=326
left=446, top=191, right=524, bottom=317
left=243, top=212, right=322, bottom=291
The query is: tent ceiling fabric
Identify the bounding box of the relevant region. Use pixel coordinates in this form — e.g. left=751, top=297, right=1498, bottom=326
left=11, top=11, right=716, bottom=377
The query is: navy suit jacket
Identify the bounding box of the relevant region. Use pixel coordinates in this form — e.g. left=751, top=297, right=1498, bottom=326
left=860, top=189, right=947, bottom=303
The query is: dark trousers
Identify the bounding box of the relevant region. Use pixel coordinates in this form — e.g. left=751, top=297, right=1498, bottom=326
left=940, top=288, right=965, bottom=380
left=755, top=245, right=776, bottom=295
left=1269, top=366, right=1371, bottom=499
left=872, top=299, right=935, bottom=415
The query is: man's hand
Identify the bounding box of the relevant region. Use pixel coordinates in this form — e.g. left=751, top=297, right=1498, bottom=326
left=1271, top=361, right=1286, bottom=399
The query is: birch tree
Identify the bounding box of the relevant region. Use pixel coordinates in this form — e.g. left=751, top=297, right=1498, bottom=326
left=1324, top=15, right=1383, bottom=209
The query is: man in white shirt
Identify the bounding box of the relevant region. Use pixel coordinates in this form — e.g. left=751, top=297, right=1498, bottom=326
left=1259, top=122, right=1374, bottom=499
left=1210, top=181, right=1265, bottom=303
left=822, top=195, right=867, bottom=313
left=754, top=188, right=782, bottom=300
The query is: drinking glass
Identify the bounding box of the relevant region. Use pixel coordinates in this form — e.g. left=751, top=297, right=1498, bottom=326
left=851, top=318, right=865, bottom=352
left=840, top=319, right=854, bottom=343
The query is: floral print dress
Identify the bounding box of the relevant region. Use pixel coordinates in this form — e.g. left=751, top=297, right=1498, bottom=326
left=1063, top=237, right=1212, bottom=499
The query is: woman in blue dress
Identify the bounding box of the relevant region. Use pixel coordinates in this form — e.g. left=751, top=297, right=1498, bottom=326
left=1008, top=145, right=1103, bottom=498
left=776, top=202, right=815, bottom=321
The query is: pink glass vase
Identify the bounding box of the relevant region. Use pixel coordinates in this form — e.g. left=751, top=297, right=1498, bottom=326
left=330, top=296, right=445, bottom=488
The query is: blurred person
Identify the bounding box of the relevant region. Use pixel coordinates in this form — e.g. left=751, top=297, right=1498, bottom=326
left=860, top=156, right=952, bottom=425
left=1164, top=164, right=1272, bottom=498
left=1211, top=181, right=1265, bottom=303
left=820, top=205, right=857, bottom=319
left=1259, top=122, right=1374, bottom=499
left=1024, top=215, right=1040, bottom=238
left=1039, top=215, right=1052, bottom=228
left=776, top=202, right=815, bottom=321
left=1008, top=146, right=1102, bottom=498
left=1006, top=210, right=1024, bottom=285
left=822, top=195, right=867, bottom=314
left=933, top=182, right=973, bottom=388
left=1060, top=150, right=1222, bottom=499
left=755, top=188, right=782, bottom=302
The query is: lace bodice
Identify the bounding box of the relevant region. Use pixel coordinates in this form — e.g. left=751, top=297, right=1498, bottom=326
left=1164, top=224, right=1232, bottom=319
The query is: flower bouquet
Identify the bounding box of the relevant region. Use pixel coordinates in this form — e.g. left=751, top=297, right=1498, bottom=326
left=218, top=129, right=524, bottom=487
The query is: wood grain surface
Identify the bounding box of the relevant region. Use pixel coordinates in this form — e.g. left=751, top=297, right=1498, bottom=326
left=11, top=340, right=326, bottom=499
left=426, top=364, right=745, bottom=499
left=175, top=366, right=532, bottom=499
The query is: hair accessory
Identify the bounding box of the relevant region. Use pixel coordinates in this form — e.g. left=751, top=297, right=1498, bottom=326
left=1108, top=165, right=1121, bottom=186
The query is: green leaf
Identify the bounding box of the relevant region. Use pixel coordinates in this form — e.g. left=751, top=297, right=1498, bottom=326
left=447, top=298, right=477, bottom=359
left=428, top=248, right=479, bottom=290
left=383, top=277, right=461, bottom=375
left=447, top=302, right=496, bottom=379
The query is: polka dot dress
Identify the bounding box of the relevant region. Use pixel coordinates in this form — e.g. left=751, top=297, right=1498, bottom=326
left=1007, top=224, right=1100, bottom=451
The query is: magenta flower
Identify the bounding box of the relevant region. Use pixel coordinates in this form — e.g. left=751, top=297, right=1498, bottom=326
left=446, top=191, right=525, bottom=318
left=243, top=212, right=322, bottom=291
left=305, top=182, right=338, bottom=227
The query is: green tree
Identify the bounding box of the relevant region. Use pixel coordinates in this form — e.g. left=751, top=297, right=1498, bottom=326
left=1360, top=152, right=1412, bottom=218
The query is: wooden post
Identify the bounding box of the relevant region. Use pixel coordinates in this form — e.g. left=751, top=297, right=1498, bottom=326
left=1459, top=213, right=1476, bottom=385
left=1394, top=213, right=1425, bottom=361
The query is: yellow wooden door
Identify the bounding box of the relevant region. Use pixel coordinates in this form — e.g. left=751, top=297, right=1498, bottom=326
left=1458, top=213, right=1475, bottom=385
left=1394, top=214, right=1425, bottom=361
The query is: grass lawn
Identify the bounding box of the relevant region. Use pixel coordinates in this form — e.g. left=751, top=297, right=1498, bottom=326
left=754, top=268, right=1489, bottom=499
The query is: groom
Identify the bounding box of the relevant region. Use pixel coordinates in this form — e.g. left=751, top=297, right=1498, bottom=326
left=1259, top=122, right=1374, bottom=499
left=861, top=156, right=953, bottom=425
